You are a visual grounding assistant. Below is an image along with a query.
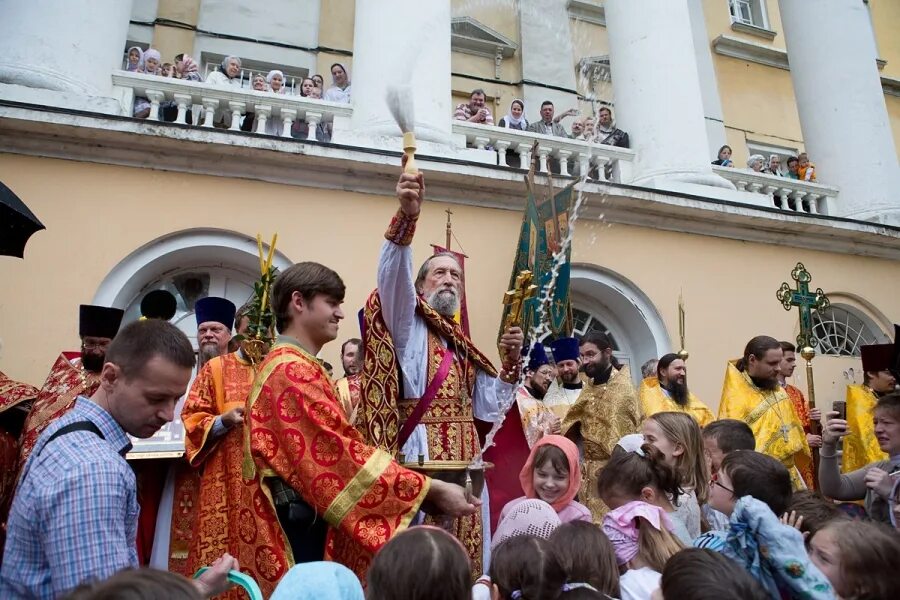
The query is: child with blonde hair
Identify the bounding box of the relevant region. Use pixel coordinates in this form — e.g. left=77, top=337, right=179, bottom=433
left=642, top=412, right=710, bottom=538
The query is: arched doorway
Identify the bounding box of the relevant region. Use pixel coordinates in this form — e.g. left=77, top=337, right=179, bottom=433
left=91, top=228, right=292, bottom=454
left=569, top=264, right=670, bottom=384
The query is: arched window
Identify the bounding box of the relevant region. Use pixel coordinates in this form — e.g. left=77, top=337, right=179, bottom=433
left=572, top=307, right=619, bottom=349
left=811, top=304, right=886, bottom=357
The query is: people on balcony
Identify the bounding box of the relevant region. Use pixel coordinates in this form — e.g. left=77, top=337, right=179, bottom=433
left=137, top=49, right=162, bottom=76
left=526, top=101, right=569, bottom=138
left=747, top=154, right=765, bottom=173
left=323, top=63, right=351, bottom=103
left=454, top=89, right=494, bottom=125
left=251, top=73, right=267, bottom=92
left=311, top=73, right=325, bottom=90
left=797, top=152, right=817, bottom=182
left=786, top=156, right=801, bottom=179
left=497, top=99, right=527, bottom=131
left=206, top=56, right=242, bottom=88
left=570, top=118, right=585, bottom=139
left=763, top=155, right=782, bottom=176
left=712, top=145, right=733, bottom=167
left=160, top=63, right=174, bottom=78
left=298, top=77, right=316, bottom=98
left=267, top=70, right=286, bottom=95
left=175, top=55, right=201, bottom=82
left=596, top=106, right=630, bottom=149
left=125, top=46, right=143, bottom=72
left=579, top=116, right=597, bottom=142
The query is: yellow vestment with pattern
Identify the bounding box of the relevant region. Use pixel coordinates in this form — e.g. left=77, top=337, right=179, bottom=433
left=842, top=385, right=887, bottom=473
left=561, top=365, right=640, bottom=522
left=718, top=362, right=811, bottom=490
left=639, top=376, right=715, bottom=428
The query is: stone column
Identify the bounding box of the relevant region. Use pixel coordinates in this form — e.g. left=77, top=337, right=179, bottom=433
left=687, top=0, right=727, bottom=156
left=0, top=0, right=133, bottom=96
left=779, top=0, right=900, bottom=225
left=604, top=0, right=731, bottom=190
left=518, top=0, right=579, bottom=124
left=348, top=0, right=452, bottom=145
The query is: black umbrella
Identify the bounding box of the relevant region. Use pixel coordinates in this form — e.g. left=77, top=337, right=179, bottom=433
left=0, top=180, right=45, bottom=258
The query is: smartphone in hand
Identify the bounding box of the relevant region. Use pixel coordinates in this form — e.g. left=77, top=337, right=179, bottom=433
left=832, top=400, right=847, bottom=421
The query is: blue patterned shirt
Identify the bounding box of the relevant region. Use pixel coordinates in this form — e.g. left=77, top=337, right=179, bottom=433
left=0, top=398, right=137, bottom=599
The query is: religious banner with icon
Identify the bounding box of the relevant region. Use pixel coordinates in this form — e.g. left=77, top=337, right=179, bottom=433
left=499, top=179, right=575, bottom=342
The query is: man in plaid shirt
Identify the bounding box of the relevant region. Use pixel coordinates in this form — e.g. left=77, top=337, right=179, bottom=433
left=0, top=320, right=236, bottom=599
left=454, top=88, right=494, bottom=125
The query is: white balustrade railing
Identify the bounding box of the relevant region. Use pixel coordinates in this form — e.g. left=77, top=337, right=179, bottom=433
left=452, top=122, right=636, bottom=183
left=111, top=71, right=351, bottom=140
left=713, top=165, right=839, bottom=215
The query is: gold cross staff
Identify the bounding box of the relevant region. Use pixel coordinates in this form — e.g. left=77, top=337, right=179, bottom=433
left=503, top=270, right=538, bottom=332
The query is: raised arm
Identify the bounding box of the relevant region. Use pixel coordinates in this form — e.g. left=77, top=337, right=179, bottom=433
left=818, top=410, right=869, bottom=501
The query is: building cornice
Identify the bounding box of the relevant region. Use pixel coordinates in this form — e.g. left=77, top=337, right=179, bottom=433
left=451, top=17, right=518, bottom=60
left=712, top=35, right=896, bottom=95
left=729, top=22, right=777, bottom=41
left=0, top=102, right=898, bottom=260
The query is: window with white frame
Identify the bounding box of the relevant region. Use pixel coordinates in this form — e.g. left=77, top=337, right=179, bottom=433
left=811, top=304, right=887, bottom=357
left=728, top=0, right=769, bottom=29
left=746, top=141, right=799, bottom=173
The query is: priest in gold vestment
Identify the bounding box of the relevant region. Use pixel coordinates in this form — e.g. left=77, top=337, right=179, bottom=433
left=640, top=353, right=714, bottom=427
left=334, top=338, right=362, bottom=425
left=562, top=331, right=640, bottom=522
left=718, top=336, right=811, bottom=490
left=842, top=341, right=895, bottom=473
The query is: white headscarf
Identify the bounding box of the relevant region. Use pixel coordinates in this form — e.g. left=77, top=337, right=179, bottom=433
left=126, top=46, right=143, bottom=72
left=266, top=69, right=286, bottom=94
left=139, top=49, right=162, bottom=75
left=502, top=99, right=527, bottom=128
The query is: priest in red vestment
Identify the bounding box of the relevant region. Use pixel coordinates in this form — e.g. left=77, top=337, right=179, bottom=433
left=17, top=304, right=124, bottom=469
left=0, top=371, right=39, bottom=551
left=357, top=159, right=524, bottom=575
left=247, top=260, right=478, bottom=585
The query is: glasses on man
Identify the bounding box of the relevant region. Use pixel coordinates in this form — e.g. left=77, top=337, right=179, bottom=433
left=710, top=472, right=735, bottom=495
left=81, top=339, right=111, bottom=351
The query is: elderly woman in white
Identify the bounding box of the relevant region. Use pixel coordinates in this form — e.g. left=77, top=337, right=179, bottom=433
left=204, top=56, right=243, bottom=127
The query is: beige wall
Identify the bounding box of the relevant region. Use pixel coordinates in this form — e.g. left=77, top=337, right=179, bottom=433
left=316, top=0, right=354, bottom=78
left=871, top=0, right=900, bottom=80
left=152, top=0, right=201, bottom=62
left=2, top=154, right=898, bottom=415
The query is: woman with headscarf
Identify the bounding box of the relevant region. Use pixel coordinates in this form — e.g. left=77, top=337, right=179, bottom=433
left=495, top=99, right=527, bottom=168
left=176, top=55, right=201, bottom=82
left=323, top=63, right=351, bottom=103
left=125, top=46, right=143, bottom=72
left=266, top=70, right=286, bottom=95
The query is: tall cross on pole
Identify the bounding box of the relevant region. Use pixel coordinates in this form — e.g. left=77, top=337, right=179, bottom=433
left=445, top=209, right=453, bottom=250
left=776, top=262, right=830, bottom=488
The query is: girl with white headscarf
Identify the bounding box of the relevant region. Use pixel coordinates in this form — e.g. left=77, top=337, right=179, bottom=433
left=133, top=49, right=164, bottom=118
left=125, top=46, right=143, bottom=72
left=323, top=63, right=351, bottom=103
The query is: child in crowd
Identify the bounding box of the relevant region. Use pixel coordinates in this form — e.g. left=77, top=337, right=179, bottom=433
left=160, top=62, right=175, bottom=78
left=652, top=548, right=770, bottom=600
left=488, top=535, right=568, bottom=600
left=125, top=46, right=143, bottom=72
left=713, top=145, right=733, bottom=167
left=367, top=526, right=471, bottom=600
left=797, top=152, right=816, bottom=181
left=642, top=412, right=710, bottom=538
left=782, top=490, right=845, bottom=544
left=602, top=501, right=683, bottom=600
left=809, top=518, right=900, bottom=599
left=501, top=435, right=592, bottom=524
left=701, top=419, right=755, bottom=531
left=694, top=451, right=834, bottom=599
left=271, top=562, right=363, bottom=600
left=549, top=520, right=621, bottom=599
left=66, top=568, right=202, bottom=600
left=473, top=500, right=561, bottom=600
left=598, top=435, right=693, bottom=544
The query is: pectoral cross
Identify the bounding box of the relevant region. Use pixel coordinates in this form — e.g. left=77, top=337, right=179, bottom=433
left=779, top=424, right=790, bottom=442
left=776, top=262, right=830, bottom=349
left=503, top=270, right=538, bottom=332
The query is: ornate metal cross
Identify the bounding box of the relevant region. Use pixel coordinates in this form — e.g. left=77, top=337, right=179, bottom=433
left=776, top=262, right=830, bottom=349
left=502, top=270, right=538, bottom=331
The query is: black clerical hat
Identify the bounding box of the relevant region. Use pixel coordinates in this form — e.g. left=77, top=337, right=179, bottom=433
left=79, top=305, right=125, bottom=339
left=140, top=290, right=177, bottom=320
left=194, top=297, right=236, bottom=330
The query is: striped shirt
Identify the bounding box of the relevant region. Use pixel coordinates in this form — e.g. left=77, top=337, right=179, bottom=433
left=0, top=398, right=137, bottom=599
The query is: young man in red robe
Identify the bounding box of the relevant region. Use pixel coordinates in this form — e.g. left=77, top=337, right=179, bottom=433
left=246, top=260, right=478, bottom=584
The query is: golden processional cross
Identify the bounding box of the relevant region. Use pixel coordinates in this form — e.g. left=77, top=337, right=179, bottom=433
left=502, top=270, right=537, bottom=360
left=776, top=262, right=830, bottom=487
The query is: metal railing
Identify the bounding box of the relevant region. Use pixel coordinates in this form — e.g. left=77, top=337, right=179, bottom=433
left=712, top=165, right=839, bottom=215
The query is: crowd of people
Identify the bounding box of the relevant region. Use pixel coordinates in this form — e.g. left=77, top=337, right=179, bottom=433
left=125, top=47, right=351, bottom=140
left=1, top=160, right=899, bottom=600
left=713, top=144, right=818, bottom=182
